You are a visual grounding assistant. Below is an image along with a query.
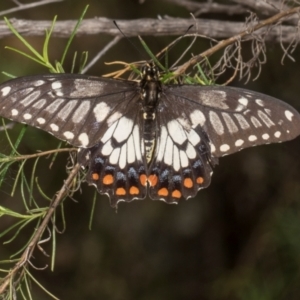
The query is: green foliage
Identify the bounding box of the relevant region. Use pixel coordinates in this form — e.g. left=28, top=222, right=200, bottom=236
left=0, top=6, right=89, bottom=299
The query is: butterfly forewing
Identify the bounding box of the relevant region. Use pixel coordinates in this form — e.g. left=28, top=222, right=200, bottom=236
left=167, top=85, right=300, bottom=157
left=0, top=66, right=299, bottom=207
left=0, top=74, right=138, bottom=148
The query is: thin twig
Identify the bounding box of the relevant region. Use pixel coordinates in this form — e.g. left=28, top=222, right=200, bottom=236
left=0, top=147, right=76, bottom=162
left=0, top=163, right=81, bottom=295
left=174, top=6, right=300, bottom=76
left=0, top=0, right=64, bottom=17
left=81, top=35, right=122, bottom=74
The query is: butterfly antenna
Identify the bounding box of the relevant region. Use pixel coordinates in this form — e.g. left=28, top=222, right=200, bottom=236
left=113, top=21, right=146, bottom=63
left=154, top=25, right=195, bottom=72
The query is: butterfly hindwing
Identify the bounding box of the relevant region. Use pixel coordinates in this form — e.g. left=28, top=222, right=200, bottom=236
left=78, top=107, right=148, bottom=207
left=147, top=91, right=216, bottom=203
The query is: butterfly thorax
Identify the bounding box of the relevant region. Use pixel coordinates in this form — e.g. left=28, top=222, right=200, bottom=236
left=140, top=64, right=162, bottom=164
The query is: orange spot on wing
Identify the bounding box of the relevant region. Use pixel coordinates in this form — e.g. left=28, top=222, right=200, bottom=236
left=130, top=186, right=139, bottom=195
left=103, top=174, right=113, bottom=185
left=116, top=187, right=126, bottom=195
left=172, top=190, right=181, bottom=198
left=91, top=173, right=99, bottom=181
left=158, top=188, right=168, bottom=196
left=148, top=174, right=158, bottom=186
left=140, top=174, right=147, bottom=186
left=184, top=178, right=193, bottom=188
left=197, top=177, right=204, bottom=184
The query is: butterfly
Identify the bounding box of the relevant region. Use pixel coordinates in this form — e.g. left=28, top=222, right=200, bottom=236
left=0, top=63, right=299, bottom=207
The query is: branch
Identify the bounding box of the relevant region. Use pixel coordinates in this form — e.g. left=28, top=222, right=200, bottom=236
left=0, top=0, right=64, bottom=17
left=0, top=17, right=297, bottom=44
left=0, top=162, right=81, bottom=296
left=174, top=5, right=300, bottom=75
left=164, top=0, right=246, bottom=16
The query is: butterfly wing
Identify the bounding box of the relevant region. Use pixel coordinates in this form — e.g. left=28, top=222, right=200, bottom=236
left=166, top=85, right=300, bottom=158
left=78, top=107, right=148, bottom=207
left=0, top=74, right=149, bottom=207
left=147, top=84, right=300, bottom=203
left=0, top=74, right=139, bottom=148
left=147, top=89, right=216, bottom=203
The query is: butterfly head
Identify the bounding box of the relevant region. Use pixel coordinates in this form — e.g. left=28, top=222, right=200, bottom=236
left=141, top=62, right=160, bottom=81
left=140, top=63, right=162, bottom=109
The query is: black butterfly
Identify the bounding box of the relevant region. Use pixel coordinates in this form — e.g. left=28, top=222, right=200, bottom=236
left=0, top=64, right=300, bottom=207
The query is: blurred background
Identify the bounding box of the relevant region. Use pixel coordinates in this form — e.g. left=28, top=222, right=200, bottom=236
left=0, top=0, right=300, bottom=299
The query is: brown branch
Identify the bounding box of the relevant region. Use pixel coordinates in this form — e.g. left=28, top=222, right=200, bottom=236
left=0, top=0, right=64, bottom=17
left=164, top=0, right=246, bottom=16
left=174, top=6, right=300, bottom=76
left=0, top=147, right=76, bottom=162
left=0, top=17, right=297, bottom=43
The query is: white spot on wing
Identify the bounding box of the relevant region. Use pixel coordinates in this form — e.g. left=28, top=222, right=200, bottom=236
left=199, top=90, right=229, bottom=109
left=190, top=110, right=206, bottom=127
left=164, top=137, right=173, bottom=165
left=238, top=97, right=248, bottom=106
left=168, top=120, right=187, bottom=145
left=119, top=144, right=127, bottom=169
left=262, top=133, right=269, bottom=140
left=102, top=140, right=113, bottom=155
left=33, top=99, right=46, bottom=109
left=220, top=144, right=230, bottom=152
left=222, top=112, right=238, bottom=133
left=51, top=81, right=62, bottom=89
left=187, top=129, right=200, bottom=146
left=71, top=79, right=105, bottom=97
left=186, top=143, right=196, bottom=159
left=255, top=99, right=264, bottom=107
left=274, top=131, right=281, bottom=138
left=210, top=143, right=216, bottom=153
left=209, top=111, right=224, bottom=135
left=101, top=122, right=118, bottom=144
left=23, top=113, right=32, bottom=120
left=127, top=135, right=135, bottom=164
left=93, top=102, right=110, bottom=122
left=235, top=139, right=244, bottom=147
left=248, top=135, right=257, bottom=142
left=109, top=148, right=120, bottom=165
left=250, top=116, right=262, bottom=128
left=1, top=86, right=11, bottom=96
left=45, top=99, right=65, bottom=113
left=234, top=114, right=250, bottom=129
left=11, top=109, right=18, bottom=116
left=63, top=131, right=74, bottom=139
left=33, top=80, right=45, bottom=86
left=37, top=118, right=45, bottom=124
left=72, top=101, right=91, bottom=124
left=20, top=90, right=41, bottom=106
left=157, top=126, right=168, bottom=162
left=132, top=125, right=142, bottom=161
left=113, top=117, right=134, bottom=143
left=173, top=146, right=180, bottom=172
left=58, top=100, right=77, bottom=120
left=179, top=150, right=188, bottom=168
left=285, top=110, right=294, bottom=121
left=78, top=132, right=89, bottom=146
left=50, top=124, right=59, bottom=131
left=258, top=110, right=275, bottom=127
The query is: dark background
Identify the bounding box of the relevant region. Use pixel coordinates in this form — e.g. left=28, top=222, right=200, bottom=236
left=0, top=1, right=300, bottom=299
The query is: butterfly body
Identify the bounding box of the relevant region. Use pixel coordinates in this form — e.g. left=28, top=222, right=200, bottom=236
left=0, top=66, right=300, bottom=207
